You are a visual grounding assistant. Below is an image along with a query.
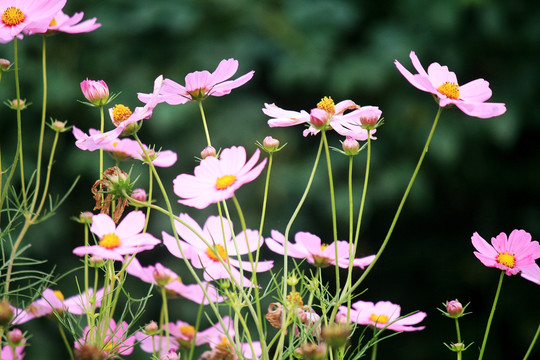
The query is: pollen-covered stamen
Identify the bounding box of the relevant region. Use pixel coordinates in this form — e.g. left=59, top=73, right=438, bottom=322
left=317, top=96, right=336, bottom=115
left=53, top=290, right=65, bottom=301
left=286, top=291, right=304, bottom=307
left=320, top=243, right=329, bottom=251
left=111, top=104, right=133, bottom=126
left=179, top=325, right=196, bottom=339
left=369, top=313, right=389, bottom=324
left=496, top=252, right=516, bottom=268
left=49, top=18, right=57, bottom=27
left=206, top=244, right=228, bottom=262
left=99, top=233, right=121, bottom=249
left=437, top=82, right=460, bottom=100
left=215, top=175, right=236, bottom=190
left=2, top=7, right=25, bottom=27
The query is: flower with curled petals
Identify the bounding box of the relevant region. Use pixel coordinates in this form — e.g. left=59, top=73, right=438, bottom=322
left=395, top=51, right=506, bottom=118
left=163, top=214, right=273, bottom=287
left=338, top=300, right=426, bottom=332
left=48, top=10, right=101, bottom=34
left=472, top=229, right=540, bottom=283
left=73, top=211, right=160, bottom=261
left=173, top=146, right=266, bottom=209
left=139, top=58, right=254, bottom=105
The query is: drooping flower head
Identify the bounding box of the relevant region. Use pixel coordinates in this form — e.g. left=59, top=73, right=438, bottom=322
left=47, top=10, right=101, bottom=34
left=163, top=214, right=273, bottom=287
left=173, top=146, right=267, bottom=209
left=471, top=229, right=540, bottom=284
left=139, top=59, right=254, bottom=105
left=266, top=230, right=375, bottom=269
left=0, top=0, right=66, bottom=43
left=338, top=300, right=426, bottom=332
left=394, top=51, right=506, bottom=118
left=73, top=211, right=160, bottom=261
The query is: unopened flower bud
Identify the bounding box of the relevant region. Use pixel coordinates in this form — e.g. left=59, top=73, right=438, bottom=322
left=80, top=79, right=110, bottom=106
left=0, top=58, right=10, bottom=70
left=287, top=274, right=299, bottom=286
left=160, top=350, right=180, bottom=360
left=446, top=300, right=463, bottom=317
left=263, top=136, right=280, bottom=151
left=342, top=136, right=360, bottom=156
left=10, top=99, right=26, bottom=110
left=89, top=256, right=104, bottom=267
left=358, top=106, right=382, bottom=129
left=322, top=323, right=351, bottom=348
left=132, top=188, right=147, bottom=202
left=144, top=321, right=159, bottom=335
left=8, top=328, right=24, bottom=346
left=310, top=108, right=330, bottom=129
left=294, top=342, right=326, bottom=360
left=79, top=211, right=94, bottom=224
left=50, top=120, right=70, bottom=133
left=0, top=299, right=14, bottom=327
left=449, top=343, right=466, bottom=352
left=201, top=146, right=217, bottom=159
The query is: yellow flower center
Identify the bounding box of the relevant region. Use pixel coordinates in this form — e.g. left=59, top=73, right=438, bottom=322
left=179, top=325, right=195, bottom=338
left=320, top=243, right=329, bottom=251
left=216, top=336, right=234, bottom=352
left=215, top=174, right=236, bottom=190
left=317, top=96, right=335, bottom=115
left=286, top=291, right=304, bottom=307
left=206, top=244, right=227, bottom=262
left=497, top=252, right=516, bottom=268
left=437, top=82, right=460, bottom=100
left=111, top=104, right=133, bottom=126
left=99, top=233, right=121, bottom=249
left=49, top=18, right=57, bottom=27
left=53, top=290, right=65, bottom=301
left=369, top=313, right=389, bottom=324
left=2, top=7, right=25, bottom=26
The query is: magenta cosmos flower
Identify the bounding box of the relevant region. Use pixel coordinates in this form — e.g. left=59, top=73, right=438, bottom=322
left=395, top=51, right=506, bottom=118
left=126, top=257, right=224, bottom=304
left=338, top=300, right=426, bottom=332
left=76, top=319, right=135, bottom=357
left=173, top=146, right=267, bottom=209
left=139, top=58, right=254, bottom=105
left=47, top=10, right=101, bottom=34
left=163, top=214, right=273, bottom=287
left=0, top=0, right=66, bottom=43
left=472, top=229, right=540, bottom=284
left=266, top=230, right=375, bottom=269
left=73, top=211, right=160, bottom=261
left=263, top=97, right=377, bottom=140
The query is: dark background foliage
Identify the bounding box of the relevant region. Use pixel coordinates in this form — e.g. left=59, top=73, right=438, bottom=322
left=1, top=0, right=539, bottom=359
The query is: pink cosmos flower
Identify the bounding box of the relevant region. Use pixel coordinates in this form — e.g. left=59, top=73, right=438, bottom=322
left=0, top=0, right=66, bottom=43
left=47, top=10, right=101, bottom=34
left=76, top=319, right=135, bottom=357
left=72, top=126, right=124, bottom=152
left=12, top=288, right=105, bottom=324
left=394, top=51, right=506, bottom=118
left=126, top=257, right=225, bottom=304
left=1, top=340, right=25, bottom=360
left=263, top=97, right=377, bottom=139
left=266, top=230, right=375, bottom=269
left=330, top=106, right=382, bottom=140
left=338, top=300, right=426, bottom=332
left=163, top=214, right=273, bottom=287
left=135, top=331, right=179, bottom=356
left=73, top=211, right=160, bottom=261
left=173, top=146, right=267, bottom=209
left=139, top=59, right=254, bottom=105
left=471, top=229, right=540, bottom=284
left=80, top=79, right=109, bottom=106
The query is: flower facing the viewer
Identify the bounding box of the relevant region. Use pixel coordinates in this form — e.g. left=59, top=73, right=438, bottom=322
left=140, top=58, right=254, bottom=105
left=338, top=300, right=426, bottom=332
left=163, top=214, right=273, bottom=287
left=73, top=211, right=160, bottom=261
left=173, top=146, right=267, bottom=209
left=472, top=229, right=540, bottom=284
left=47, top=10, right=101, bottom=34
left=394, top=51, right=506, bottom=118
left=266, top=230, right=375, bottom=269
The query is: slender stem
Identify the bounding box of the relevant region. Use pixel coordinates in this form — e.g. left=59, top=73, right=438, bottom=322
left=14, top=37, right=27, bottom=206
left=478, top=271, right=505, bottom=360
left=523, top=322, right=540, bottom=360
left=57, top=319, right=74, bottom=360
left=455, top=318, right=462, bottom=360
left=371, top=335, right=378, bottom=360
left=143, top=163, right=153, bottom=232
left=99, top=106, right=105, bottom=177
left=33, top=131, right=59, bottom=219
left=160, top=287, right=170, bottom=351
left=198, top=101, right=212, bottom=146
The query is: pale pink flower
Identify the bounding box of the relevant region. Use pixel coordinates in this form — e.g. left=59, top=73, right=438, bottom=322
left=338, top=300, right=426, bottom=332
left=76, top=319, right=135, bottom=357
left=394, top=51, right=506, bottom=118
left=173, top=146, right=267, bottom=209
left=139, top=59, right=254, bottom=105
left=126, top=257, right=225, bottom=304
left=48, top=10, right=101, bottom=34
left=162, top=214, right=273, bottom=287
left=0, top=0, right=66, bottom=43
left=80, top=79, right=109, bottom=106
left=135, top=331, right=179, bottom=356
left=263, top=98, right=377, bottom=139
left=266, top=230, right=375, bottom=269
left=330, top=106, right=382, bottom=140
left=72, top=126, right=123, bottom=152
left=1, top=340, right=25, bottom=359
left=73, top=211, right=160, bottom=261
left=472, top=229, right=540, bottom=283
left=12, top=288, right=105, bottom=324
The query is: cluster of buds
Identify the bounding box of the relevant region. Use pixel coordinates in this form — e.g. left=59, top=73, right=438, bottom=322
left=91, top=167, right=135, bottom=223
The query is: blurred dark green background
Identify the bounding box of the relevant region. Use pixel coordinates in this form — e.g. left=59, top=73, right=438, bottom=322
left=1, top=0, right=539, bottom=359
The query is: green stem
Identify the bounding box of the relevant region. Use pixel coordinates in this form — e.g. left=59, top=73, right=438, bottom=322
left=160, top=287, right=170, bottom=351
left=14, top=37, right=27, bottom=207
left=371, top=335, right=378, bottom=360
left=523, top=322, right=540, bottom=360
left=478, top=271, right=505, bottom=360
left=455, top=318, right=462, bottom=360
left=198, top=101, right=212, bottom=147
left=57, top=319, right=74, bottom=360
left=99, top=106, right=105, bottom=177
